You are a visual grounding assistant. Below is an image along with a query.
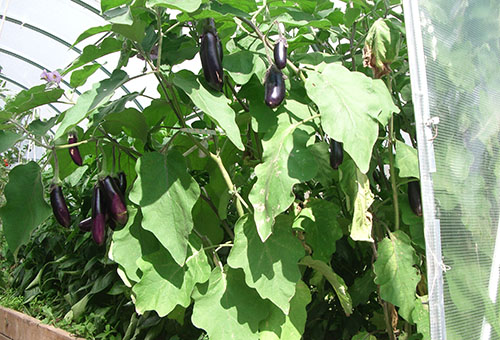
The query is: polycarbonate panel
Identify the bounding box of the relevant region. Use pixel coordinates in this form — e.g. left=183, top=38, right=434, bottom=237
left=404, top=1, right=500, bottom=339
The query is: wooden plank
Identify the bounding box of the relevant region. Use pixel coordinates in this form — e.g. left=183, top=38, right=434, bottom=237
left=0, top=307, right=85, bottom=340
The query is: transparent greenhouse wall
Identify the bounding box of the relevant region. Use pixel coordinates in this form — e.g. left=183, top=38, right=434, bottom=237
left=404, top=0, right=500, bottom=339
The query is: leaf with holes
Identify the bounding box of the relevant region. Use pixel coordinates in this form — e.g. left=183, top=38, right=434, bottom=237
left=248, top=113, right=319, bottom=241
left=373, top=230, right=420, bottom=320
left=305, top=63, right=398, bottom=173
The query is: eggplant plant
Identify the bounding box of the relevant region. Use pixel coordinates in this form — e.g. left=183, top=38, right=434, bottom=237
left=0, top=1, right=433, bottom=340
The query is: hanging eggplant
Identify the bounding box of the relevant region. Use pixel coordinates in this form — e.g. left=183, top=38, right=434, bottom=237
left=100, top=176, right=128, bottom=226
left=200, top=19, right=224, bottom=91
left=78, top=217, right=92, bottom=232
left=274, top=22, right=287, bottom=69
left=264, top=65, right=286, bottom=108
left=68, top=132, right=83, bottom=166
left=329, top=139, right=344, bottom=170
left=408, top=180, right=422, bottom=217
left=91, top=184, right=106, bottom=245
left=274, top=37, right=288, bottom=69
left=50, top=184, right=71, bottom=227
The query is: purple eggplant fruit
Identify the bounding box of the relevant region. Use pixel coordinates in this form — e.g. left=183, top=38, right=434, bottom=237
left=200, top=20, right=224, bottom=91
left=100, top=176, right=128, bottom=226
left=408, top=180, right=422, bottom=217
left=265, top=65, right=286, bottom=109
left=274, top=37, right=287, bottom=70
left=329, top=139, right=344, bottom=170
left=50, top=184, right=71, bottom=228
left=79, top=217, right=92, bottom=232
left=107, top=213, right=116, bottom=231
left=68, top=132, right=83, bottom=166
left=91, top=184, right=106, bottom=245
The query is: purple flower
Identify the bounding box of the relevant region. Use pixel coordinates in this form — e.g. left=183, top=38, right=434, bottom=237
left=149, top=45, right=159, bottom=60
left=136, top=45, right=159, bottom=61
left=40, top=69, right=62, bottom=85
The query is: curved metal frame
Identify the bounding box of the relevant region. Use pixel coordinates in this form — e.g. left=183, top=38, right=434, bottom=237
left=0, top=14, right=143, bottom=110
left=0, top=74, right=62, bottom=114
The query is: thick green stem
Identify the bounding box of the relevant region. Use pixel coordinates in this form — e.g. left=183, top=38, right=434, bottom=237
left=209, top=152, right=245, bottom=218
left=52, top=148, right=60, bottom=183
left=155, top=7, right=163, bottom=70
left=55, top=138, right=94, bottom=149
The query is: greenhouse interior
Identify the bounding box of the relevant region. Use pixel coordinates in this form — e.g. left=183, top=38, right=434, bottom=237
left=0, top=0, right=499, bottom=339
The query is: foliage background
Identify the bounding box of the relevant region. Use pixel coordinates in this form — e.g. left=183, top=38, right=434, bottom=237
left=0, top=0, right=432, bottom=339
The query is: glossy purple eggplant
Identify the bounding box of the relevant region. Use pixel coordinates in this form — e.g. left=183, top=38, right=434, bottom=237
left=264, top=65, right=286, bottom=109
left=50, top=184, right=71, bottom=228
left=78, top=217, right=92, bottom=232
left=100, top=176, right=128, bottom=226
left=329, top=139, right=344, bottom=170
left=408, top=180, right=422, bottom=217
left=68, top=132, right=83, bottom=166
left=274, top=37, right=287, bottom=69
left=207, top=18, right=223, bottom=63
left=200, top=22, right=224, bottom=91
left=91, top=184, right=106, bottom=245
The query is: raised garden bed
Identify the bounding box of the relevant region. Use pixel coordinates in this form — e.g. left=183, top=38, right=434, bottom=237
left=0, top=307, right=84, bottom=340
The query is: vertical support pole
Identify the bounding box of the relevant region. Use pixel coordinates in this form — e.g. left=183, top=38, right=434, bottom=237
left=402, top=1, right=447, bottom=339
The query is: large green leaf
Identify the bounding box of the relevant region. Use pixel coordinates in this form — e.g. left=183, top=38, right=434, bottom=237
left=300, top=256, right=353, bottom=316
left=294, top=199, right=342, bottom=262
left=3, top=85, right=64, bottom=115
left=248, top=113, right=319, bottom=241
left=54, top=70, right=129, bottom=140
left=110, top=207, right=160, bottom=283
left=146, top=0, right=201, bottom=13
left=373, top=230, right=420, bottom=320
left=223, top=51, right=266, bottom=85
left=129, top=150, right=200, bottom=266
left=70, top=64, right=101, bottom=88
left=305, top=63, right=398, bottom=173
left=364, top=18, right=400, bottom=70
left=132, top=235, right=211, bottom=317
left=395, top=140, right=419, bottom=179
left=0, top=162, right=52, bottom=256
left=191, top=266, right=270, bottom=340
left=71, top=25, right=112, bottom=47
left=412, top=297, right=430, bottom=340
left=172, top=70, right=244, bottom=151
left=65, top=37, right=123, bottom=74
left=259, top=280, right=311, bottom=340
left=227, top=215, right=303, bottom=314
left=0, top=131, right=22, bottom=153
left=28, top=117, right=58, bottom=136
left=102, top=108, right=149, bottom=143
